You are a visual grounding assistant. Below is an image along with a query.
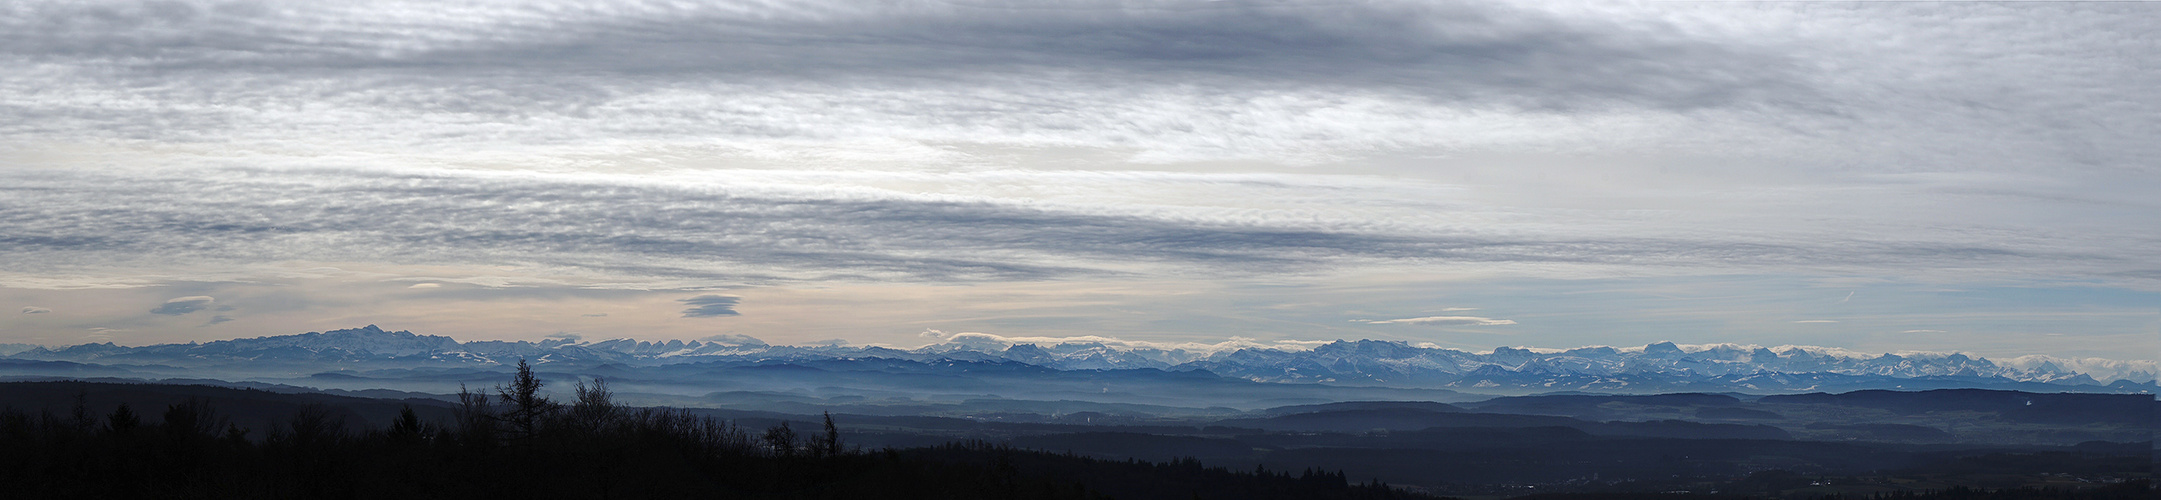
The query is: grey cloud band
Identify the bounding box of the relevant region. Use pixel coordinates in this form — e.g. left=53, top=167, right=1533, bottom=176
left=0, top=167, right=2121, bottom=286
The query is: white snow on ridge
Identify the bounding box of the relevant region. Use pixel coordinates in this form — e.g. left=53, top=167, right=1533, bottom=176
left=4, top=326, right=2153, bottom=386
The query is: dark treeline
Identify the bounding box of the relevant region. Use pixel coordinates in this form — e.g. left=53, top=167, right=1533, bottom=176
left=1501, top=480, right=2155, bottom=500
left=1814, top=482, right=2156, bottom=500
left=0, top=361, right=1433, bottom=500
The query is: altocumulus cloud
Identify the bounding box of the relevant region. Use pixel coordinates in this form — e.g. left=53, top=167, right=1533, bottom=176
left=21, top=306, right=51, bottom=314
left=679, top=295, right=742, bottom=318
left=0, top=0, right=1804, bottom=154
left=0, top=0, right=2153, bottom=297
left=0, top=166, right=2137, bottom=288
left=9, top=0, right=2152, bottom=172
left=149, top=296, right=215, bottom=315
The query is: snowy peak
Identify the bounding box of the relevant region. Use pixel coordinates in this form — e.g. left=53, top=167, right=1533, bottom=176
left=4, top=328, right=2152, bottom=394
left=197, top=325, right=465, bottom=357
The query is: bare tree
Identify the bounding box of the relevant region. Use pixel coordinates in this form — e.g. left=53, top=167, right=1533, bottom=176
left=762, top=421, right=798, bottom=458
left=567, top=377, right=621, bottom=433
left=453, top=383, right=497, bottom=447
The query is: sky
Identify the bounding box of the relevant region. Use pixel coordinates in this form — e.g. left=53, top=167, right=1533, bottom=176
left=0, top=0, right=2155, bottom=361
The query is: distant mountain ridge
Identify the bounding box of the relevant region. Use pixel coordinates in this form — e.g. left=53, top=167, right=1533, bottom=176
left=5, top=325, right=2153, bottom=395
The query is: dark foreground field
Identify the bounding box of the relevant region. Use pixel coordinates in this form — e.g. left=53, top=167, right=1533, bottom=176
left=1, top=372, right=2150, bottom=499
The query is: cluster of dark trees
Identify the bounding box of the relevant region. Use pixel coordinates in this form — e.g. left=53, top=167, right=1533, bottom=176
left=1798, top=482, right=2157, bottom=500
left=0, top=361, right=1432, bottom=499
left=1497, top=481, right=2156, bottom=500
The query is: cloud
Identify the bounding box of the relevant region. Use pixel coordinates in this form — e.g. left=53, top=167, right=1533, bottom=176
left=200, top=315, right=233, bottom=326
left=0, top=1, right=1799, bottom=113
left=1999, top=354, right=2160, bottom=382
left=545, top=332, right=583, bottom=341
left=1901, top=329, right=1946, bottom=333
left=923, top=331, right=1328, bottom=354
left=149, top=296, right=214, bottom=315
left=581, top=313, right=608, bottom=317
left=407, top=283, right=441, bottom=289
left=20, top=306, right=50, bottom=314
left=1793, top=320, right=1839, bottom=324
left=698, top=333, right=766, bottom=346
left=0, top=0, right=2154, bottom=361
left=678, top=295, right=741, bottom=318
left=0, top=2, right=2152, bottom=293
left=1, top=0, right=2145, bottom=177
left=5, top=166, right=2145, bottom=289
left=1362, top=316, right=1518, bottom=326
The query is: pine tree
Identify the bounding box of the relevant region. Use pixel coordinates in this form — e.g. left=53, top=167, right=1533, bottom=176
left=104, top=403, right=140, bottom=434
left=819, top=411, right=843, bottom=457
left=388, top=405, right=427, bottom=443
left=496, top=358, right=559, bottom=442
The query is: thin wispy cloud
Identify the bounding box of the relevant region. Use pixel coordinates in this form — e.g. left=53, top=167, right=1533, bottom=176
left=20, top=306, right=50, bottom=314
left=919, top=330, right=1329, bottom=354
left=149, top=296, right=215, bottom=316
left=1363, top=316, right=1518, bottom=327
left=698, top=333, right=767, bottom=346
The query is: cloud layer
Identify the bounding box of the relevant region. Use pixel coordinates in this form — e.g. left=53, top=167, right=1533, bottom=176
left=0, top=1, right=2153, bottom=358
left=3, top=166, right=2150, bottom=289
left=0, top=0, right=2151, bottom=170
left=679, top=295, right=742, bottom=318
left=149, top=296, right=215, bottom=315
left=1363, top=316, right=1518, bottom=327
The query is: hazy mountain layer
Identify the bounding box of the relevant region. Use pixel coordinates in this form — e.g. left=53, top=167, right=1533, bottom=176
left=5, top=326, right=2153, bottom=397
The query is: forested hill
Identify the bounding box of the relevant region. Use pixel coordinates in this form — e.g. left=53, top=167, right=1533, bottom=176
left=0, top=377, right=1431, bottom=500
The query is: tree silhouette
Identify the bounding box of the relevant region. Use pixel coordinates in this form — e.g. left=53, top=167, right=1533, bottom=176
left=453, top=383, right=497, bottom=447
left=818, top=411, right=843, bottom=458
left=496, top=358, right=560, bottom=442
left=160, top=398, right=224, bottom=440
left=387, top=404, right=428, bottom=444
left=103, top=403, right=140, bottom=435
left=567, top=377, right=620, bottom=434
left=763, top=421, right=799, bottom=457
left=0, top=378, right=1470, bottom=500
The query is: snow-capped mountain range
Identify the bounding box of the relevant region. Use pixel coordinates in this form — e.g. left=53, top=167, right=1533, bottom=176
left=5, top=325, right=2153, bottom=394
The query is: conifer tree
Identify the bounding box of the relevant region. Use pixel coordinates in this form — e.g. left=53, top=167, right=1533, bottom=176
left=496, top=358, right=559, bottom=442
left=819, top=411, right=843, bottom=457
